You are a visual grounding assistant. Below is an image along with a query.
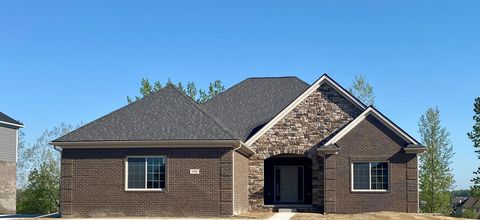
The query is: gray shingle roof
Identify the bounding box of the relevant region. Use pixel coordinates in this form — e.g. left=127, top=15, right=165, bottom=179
left=202, top=77, right=309, bottom=141
left=53, top=85, right=237, bottom=142
left=462, top=197, right=480, bottom=208
left=0, top=112, right=23, bottom=127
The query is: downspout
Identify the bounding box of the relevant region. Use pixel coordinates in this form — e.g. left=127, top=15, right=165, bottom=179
left=53, top=145, right=62, bottom=153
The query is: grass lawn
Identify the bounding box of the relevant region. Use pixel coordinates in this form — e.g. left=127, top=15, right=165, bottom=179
left=292, top=212, right=468, bottom=220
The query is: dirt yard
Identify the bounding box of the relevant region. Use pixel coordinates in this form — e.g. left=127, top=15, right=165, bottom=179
left=292, top=212, right=468, bottom=220
left=236, top=211, right=276, bottom=219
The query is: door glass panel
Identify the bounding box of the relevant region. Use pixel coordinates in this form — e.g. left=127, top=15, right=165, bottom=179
left=275, top=167, right=280, bottom=201
left=298, top=167, right=304, bottom=201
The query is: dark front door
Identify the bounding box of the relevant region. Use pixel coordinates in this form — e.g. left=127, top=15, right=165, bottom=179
left=274, top=166, right=304, bottom=204
left=264, top=155, right=312, bottom=205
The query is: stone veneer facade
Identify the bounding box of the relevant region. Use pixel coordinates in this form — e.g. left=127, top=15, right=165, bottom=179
left=248, top=83, right=361, bottom=211
left=0, top=161, right=16, bottom=214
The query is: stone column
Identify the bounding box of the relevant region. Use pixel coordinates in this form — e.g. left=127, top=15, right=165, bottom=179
left=311, top=155, right=324, bottom=210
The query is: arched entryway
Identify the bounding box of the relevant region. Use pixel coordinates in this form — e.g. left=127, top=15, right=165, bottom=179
left=264, top=154, right=313, bottom=205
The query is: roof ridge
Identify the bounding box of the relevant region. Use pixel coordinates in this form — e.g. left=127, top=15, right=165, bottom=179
left=321, top=73, right=367, bottom=109
left=246, top=76, right=300, bottom=79
left=202, top=78, right=248, bottom=106
left=166, top=85, right=239, bottom=140
left=203, top=76, right=309, bottom=106
left=244, top=73, right=369, bottom=145
left=52, top=88, right=166, bottom=142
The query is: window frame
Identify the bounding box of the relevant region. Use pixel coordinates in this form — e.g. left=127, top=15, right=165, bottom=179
left=350, top=161, right=389, bottom=192
left=125, top=156, right=167, bottom=192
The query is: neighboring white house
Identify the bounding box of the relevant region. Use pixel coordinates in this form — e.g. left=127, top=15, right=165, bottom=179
left=0, top=112, right=23, bottom=214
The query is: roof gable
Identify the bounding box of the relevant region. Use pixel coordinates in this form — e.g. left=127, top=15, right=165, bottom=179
left=245, top=74, right=367, bottom=145
left=0, top=112, right=23, bottom=128
left=53, top=85, right=237, bottom=143
left=324, top=106, right=421, bottom=146
left=202, top=76, right=309, bottom=141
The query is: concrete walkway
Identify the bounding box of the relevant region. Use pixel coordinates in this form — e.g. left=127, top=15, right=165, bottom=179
left=267, top=212, right=296, bottom=220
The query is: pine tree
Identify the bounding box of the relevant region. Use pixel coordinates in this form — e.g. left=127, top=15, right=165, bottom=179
left=198, top=80, right=225, bottom=103
left=469, top=98, right=480, bottom=197
left=186, top=82, right=197, bottom=101
left=348, top=74, right=375, bottom=106
left=127, top=78, right=224, bottom=104
left=418, top=107, right=454, bottom=214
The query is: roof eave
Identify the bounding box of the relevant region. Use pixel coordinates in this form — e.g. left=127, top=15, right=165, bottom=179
left=0, top=120, right=24, bottom=128
left=404, top=144, right=426, bottom=154
left=51, top=139, right=256, bottom=157
left=317, top=148, right=340, bottom=155
left=50, top=139, right=242, bottom=147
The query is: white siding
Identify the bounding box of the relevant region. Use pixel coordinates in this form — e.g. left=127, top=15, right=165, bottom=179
left=0, top=126, right=17, bottom=162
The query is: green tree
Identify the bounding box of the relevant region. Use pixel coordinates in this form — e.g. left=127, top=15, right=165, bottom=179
left=198, top=80, right=225, bottom=103
left=16, top=130, right=28, bottom=188
left=186, top=82, right=197, bottom=101
left=17, top=155, right=59, bottom=214
left=17, top=123, right=75, bottom=189
left=127, top=78, right=224, bottom=104
left=461, top=208, right=477, bottom=219
left=16, top=123, right=76, bottom=213
left=127, top=78, right=163, bottom=103
left=348, top=74, right=375, bottom=106
left=452, top=189, right=471, bottom=197
left=469, top=98, right=480, bottom=198
left=418, top=107, right=454, bottom=214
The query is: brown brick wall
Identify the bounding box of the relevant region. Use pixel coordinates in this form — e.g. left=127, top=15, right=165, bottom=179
left=330, top=115, right=418, bottom=213
left=233, top=151, right=249, bottom=214
left=61, top=147, right=234, bottom=217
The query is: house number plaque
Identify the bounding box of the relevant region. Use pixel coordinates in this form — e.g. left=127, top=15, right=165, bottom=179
left=190, top=169, right=200, bottom=174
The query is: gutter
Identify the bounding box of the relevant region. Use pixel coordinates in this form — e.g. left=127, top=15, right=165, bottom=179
left=0, top=120, right=24, bottom=128
left=50, top=139, right=255, bottom=157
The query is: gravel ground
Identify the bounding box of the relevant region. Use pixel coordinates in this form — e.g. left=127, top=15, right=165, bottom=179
left=292, top=212, right=467, bottom=220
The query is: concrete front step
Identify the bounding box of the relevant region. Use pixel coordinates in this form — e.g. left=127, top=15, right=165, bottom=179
left=278, top=208, right=296, bottom=213
left=268, top=204, right=316, bottom=213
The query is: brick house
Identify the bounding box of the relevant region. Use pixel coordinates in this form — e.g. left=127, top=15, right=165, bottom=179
left=0, top=112, right=23, bottom=214
left=51, top=74, right=425, bottom=217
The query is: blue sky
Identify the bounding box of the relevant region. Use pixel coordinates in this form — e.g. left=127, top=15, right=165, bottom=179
left=1, top=1, right=479, bottom=189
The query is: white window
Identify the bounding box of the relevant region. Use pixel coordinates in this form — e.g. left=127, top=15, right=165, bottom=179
left=352, top=162, right=388, bottom=191
left=126, top=156, right=166, bottom=191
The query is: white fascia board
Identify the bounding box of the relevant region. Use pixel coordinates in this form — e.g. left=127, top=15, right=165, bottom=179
left=324, top=107, right=420, bottom=146
left=52, top=139, right=255, bottom=157
left=50, top=139, right=241, bottom=148
left=0, top=120, right=24, bottom=128
left=245, top=74, right=366, bottom=146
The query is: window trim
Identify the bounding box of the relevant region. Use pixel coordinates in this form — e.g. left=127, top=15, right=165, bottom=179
left=350, top=161, right=389, bottom=193
left=125, top=156, right=167, bottom=192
